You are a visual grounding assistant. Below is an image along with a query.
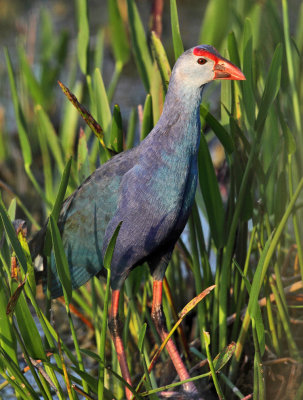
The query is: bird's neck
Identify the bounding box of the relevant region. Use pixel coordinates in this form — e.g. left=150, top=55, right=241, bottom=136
left=148, top=81, right=204, bottom=156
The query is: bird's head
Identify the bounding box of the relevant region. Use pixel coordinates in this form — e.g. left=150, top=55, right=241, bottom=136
left=173, top=45, right=245, bottom=88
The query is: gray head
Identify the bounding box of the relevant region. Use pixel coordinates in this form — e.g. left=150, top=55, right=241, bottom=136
left=171, top=44, right=245, bottom=89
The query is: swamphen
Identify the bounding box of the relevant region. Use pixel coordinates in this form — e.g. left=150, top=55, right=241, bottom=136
left=30, top=45, right=245, bottom=399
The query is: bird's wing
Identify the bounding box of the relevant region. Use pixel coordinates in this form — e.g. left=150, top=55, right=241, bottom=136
left=102, top=153, right=185, bottom=289
left=39, top=148, right=139, bottom=298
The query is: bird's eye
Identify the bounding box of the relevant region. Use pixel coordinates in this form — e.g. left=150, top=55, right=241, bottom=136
left=197, top=58, right=207, bottom=65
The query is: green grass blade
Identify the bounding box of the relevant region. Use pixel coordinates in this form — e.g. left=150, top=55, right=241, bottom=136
left=170, top=0, right=184, bottom=60
left=43, top=157, right=72, bottom=256
left=18, top=45, right=46, bottom=107
left=0, top=279, right=17, bottom=364
left=203, top=331, right=224, bottom=399
left=242, top=18, right=255, bottom=127
left=94, top=67, right=112, bottom=137
left=269, top=276, right=300, bottom=359
left=110, top=104, right=123, bottom=153
left=126, top=0, right=152, bottom=92
left=10, top=281, right=46, bottom=360
left=76, top=0, right=90, bottom=74
left=282, top=0, right=302, bottom=133
left=103, top=222, right=122, bottom=271
left=99, top=222, right=122, bottom=399
left=150, top=32, right=171, bottom=92
left=200, top=105, right=235, bottom=154
left=36, top=109, right=53, bottom=207
left=199, top=0, right=230, bottom=49
left=198, top=134, right=225, bottom=249
left=255, top=43, right=282, bottom=134
left=108, top=0, right=130, bottom=65
left=5, top=48, right=32, bottom=167
left=126, top=108, right=137, bottom=149
left=35, top=105, right=65, bottom=174
left=140, top=94, right=153, bottom=140
left=49, top=215, right=72, bottom=303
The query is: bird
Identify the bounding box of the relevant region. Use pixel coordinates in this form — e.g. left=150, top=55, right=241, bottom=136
left=30, top=45, right=245, bottom=399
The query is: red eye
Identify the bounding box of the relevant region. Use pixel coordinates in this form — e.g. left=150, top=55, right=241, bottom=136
left=197, top=58, right=207, bottom=65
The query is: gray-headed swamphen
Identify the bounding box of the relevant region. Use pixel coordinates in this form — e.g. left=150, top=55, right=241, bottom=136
left=30, top=45, right=245, bottom=399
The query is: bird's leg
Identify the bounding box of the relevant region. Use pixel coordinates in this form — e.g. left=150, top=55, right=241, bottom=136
left=151, top=279, right=198, bottom=394
left=109, top=289, right=133, bottom=400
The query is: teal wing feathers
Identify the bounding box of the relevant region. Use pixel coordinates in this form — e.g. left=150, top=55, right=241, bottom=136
left=47, top=148, right=138, bottom=297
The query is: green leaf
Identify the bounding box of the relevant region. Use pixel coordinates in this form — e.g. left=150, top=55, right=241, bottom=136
left=126, top=0, right=153, bottom=92
left=50, top=215, right=72, bottom=304
left=274, top=171, right=287, bottom=225
left=199, top=0, right=230, bottom=49
left=0, top=347, right=41, bottom=398
left=7, top=198, right=16, bottom=221
left=140, top=94, right=153, bottom=140
left=0, top=280, right=17, bottom=365
left=227, top=31, right=241, bottom=68
left=150, top=31, right=171, bottom=92
left=108, top=0, right=130, bottom=65
left=198, top=135, right=225, bottom=249
left=242, top=19, right=255, bottom=127
left=5, top=48, right=32, bottom=167
left=103, top=222, right=122, bottom=271
left=93, top=28, right=105, bottom=71
left=280, top=119, right=296, bottom=156
left=43, top=157, right=72, bottom=256
left=36, top=109, right=53, bottom=205
left=255, top=43, right=283, bottom=134
left=110, top=104, right=123, bottom=153
left=94, top=67, right=112, bottom=137
left=0, top=196, right=28, bottom=273
left=170, top=0, right=184, bottom=60
left=13, top=280, right=46, bottom=360
left=126, top=108, right=137, bottom=149
left=138, top=323, right=147, bottom=353
left=247, top=237, right=273, bottom=354
left=200, top=105, right=234, bottom=154
left=35, top=105, right=65, bottom=173
left=213, top=341, right=236, bottom=371
left=18, top=45, right=46, bottom=107
left=18, top=230, right=36, bottom=296
left=76, top=0, right=90, bottom=74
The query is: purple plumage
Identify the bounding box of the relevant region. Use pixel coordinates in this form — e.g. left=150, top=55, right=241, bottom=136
left=30, top=45, right=245, bottom=399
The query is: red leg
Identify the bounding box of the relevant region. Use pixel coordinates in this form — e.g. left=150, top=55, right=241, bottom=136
left=151, top=280, right=198, bottom=394
left=109, top=290, right=133, bottom=400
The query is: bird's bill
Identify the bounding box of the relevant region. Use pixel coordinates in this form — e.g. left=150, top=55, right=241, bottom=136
left=213, top=61, right=246, bottom=80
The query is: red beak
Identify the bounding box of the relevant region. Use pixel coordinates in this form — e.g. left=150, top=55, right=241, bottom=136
left=213, top=60, right=245, bottom=80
